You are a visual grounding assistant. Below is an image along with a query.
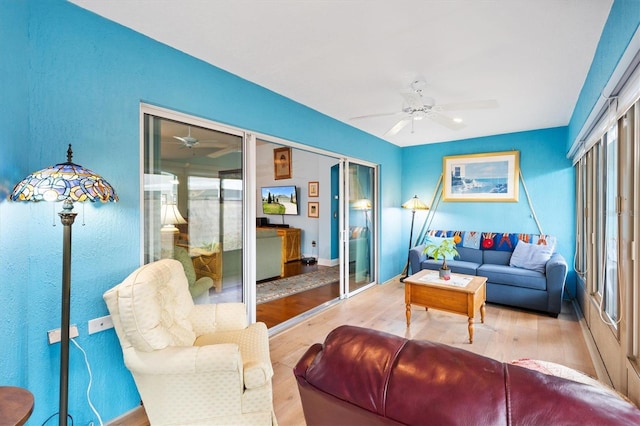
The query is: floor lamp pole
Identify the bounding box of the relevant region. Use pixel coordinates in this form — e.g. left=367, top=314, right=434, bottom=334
left=59, top=204, right=77, bottom=426
left=399, top=209, right=416, bottom=282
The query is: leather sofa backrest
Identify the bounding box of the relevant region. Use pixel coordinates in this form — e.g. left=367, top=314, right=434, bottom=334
left=295, top=325, right=640, bottom=426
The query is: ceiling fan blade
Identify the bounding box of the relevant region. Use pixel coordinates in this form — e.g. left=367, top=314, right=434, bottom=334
left=384, top=118, right=412, bottom=136
left=401, top=92, right=424, bottom=110
left=350, top=111, right=404, bottom=120
left=207, top=146, right=241, bottom=158
left=436, top=99, right=499, bottom=111
left=426, top=111, right=466, bottom=130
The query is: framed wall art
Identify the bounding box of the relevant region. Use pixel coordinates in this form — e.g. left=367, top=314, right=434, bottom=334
left=443, top=150, right=519, bottom=202
left=273, top=147, right=292, bottom=180
left=308, top=181, right=319, bottom=197
left=308, top=201, right=319, bottom=218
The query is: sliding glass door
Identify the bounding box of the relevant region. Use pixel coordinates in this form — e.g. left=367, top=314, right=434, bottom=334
left=142, top=107, right=244, bottom=304
left=342, top=160, right=377, bottom=296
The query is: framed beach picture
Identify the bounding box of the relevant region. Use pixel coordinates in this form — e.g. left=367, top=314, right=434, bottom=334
left=308, top=201, right=319, bottom=218
left=308, top=181, right=319, bottom=197
left=443, top=151, right=519, bottom=202
left=274, top=147, right=292, bottom=180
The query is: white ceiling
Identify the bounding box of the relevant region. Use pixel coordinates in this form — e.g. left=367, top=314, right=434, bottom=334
left=70, top=0, right=613, bottom=147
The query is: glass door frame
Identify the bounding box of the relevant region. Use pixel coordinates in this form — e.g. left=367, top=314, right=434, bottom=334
left=339, top=158, right=378, bottom=298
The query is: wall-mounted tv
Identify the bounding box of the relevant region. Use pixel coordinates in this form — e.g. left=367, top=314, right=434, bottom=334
left=261, top=185, right=298, bottom=215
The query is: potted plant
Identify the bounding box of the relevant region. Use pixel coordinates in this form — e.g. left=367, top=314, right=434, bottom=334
left=423, top=239, right=459, bottom=280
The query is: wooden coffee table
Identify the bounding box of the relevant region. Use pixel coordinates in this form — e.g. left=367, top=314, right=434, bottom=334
left=404, top=270, right=487, bottom=343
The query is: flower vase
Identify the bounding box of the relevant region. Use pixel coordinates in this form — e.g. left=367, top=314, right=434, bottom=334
left=439, top=267, right=451, bottom=280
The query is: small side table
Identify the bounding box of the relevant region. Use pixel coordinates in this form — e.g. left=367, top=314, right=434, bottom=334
left=0, top=386, right=34, bottom=426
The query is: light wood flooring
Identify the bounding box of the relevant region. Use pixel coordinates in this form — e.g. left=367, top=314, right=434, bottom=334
left=108, top=276, right=596, bottom=426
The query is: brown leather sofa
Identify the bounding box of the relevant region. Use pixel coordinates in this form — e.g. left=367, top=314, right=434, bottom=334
left=294, top=325, right=640, bottom=425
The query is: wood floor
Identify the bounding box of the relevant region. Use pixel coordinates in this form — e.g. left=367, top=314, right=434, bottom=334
left=108, top=276, right=597, bottom=426
left=256, top=261, right=339, bottom=328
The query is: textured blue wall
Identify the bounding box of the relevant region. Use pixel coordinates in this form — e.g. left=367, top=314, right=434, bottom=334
left=0, top=0, right=30, bottom=388
left=401, top=127, right=576, bottom=294
left=0, top=0, right=637, bottom=423
left=567, top=0, right=640, bottom=149
left=0, top=0, right=401, bottom=423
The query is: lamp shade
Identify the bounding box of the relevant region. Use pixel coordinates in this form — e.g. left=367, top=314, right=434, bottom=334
left=161, top=203, right=187, bottom=226
left=402, top=195, right=429, bottom=211
left=352, top=198, right=372, bottom=210
left=10, top=145, right=118, bottom=203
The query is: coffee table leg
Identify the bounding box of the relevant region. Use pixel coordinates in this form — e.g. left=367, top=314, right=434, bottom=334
left=480, top=303, right=485, bottom=323
left=468, top=317, right=474, bottom=343
left=406, top=304, right=411, bottom=326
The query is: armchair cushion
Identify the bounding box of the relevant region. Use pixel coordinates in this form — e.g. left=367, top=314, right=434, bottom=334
left=189, top=302, right=248, bottom=335
left=115, top=259, right=196, bottom=351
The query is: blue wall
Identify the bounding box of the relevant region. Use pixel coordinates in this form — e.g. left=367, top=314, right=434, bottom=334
left=0, top=0, right=637, bottom=423
left=567, top=0, right=640, bottom=149
left=401, top=127, right=576, bottom=294
left=0, top=0, right=30, bottom=388
left=0, top=0, right=402, bottom=423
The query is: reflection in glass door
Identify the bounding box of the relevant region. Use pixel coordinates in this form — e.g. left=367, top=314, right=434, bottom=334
left=343, top=161, right=377, bottom=295
left=142, top=109, right=244, bottom=304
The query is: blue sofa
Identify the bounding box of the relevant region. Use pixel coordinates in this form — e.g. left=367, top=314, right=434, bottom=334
left=409, top=231, right=568, bottom=317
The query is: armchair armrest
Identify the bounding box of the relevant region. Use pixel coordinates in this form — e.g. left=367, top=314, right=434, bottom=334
left=123, top=343, right=243, bottom=375
left=409, top=244, right=427, bottom=275
left=189, top=303, right=248, bottom=335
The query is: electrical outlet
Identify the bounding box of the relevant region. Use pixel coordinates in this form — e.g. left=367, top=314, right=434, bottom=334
left=88, top=315, right=113, bottom=335
left=312, top=240, right=316, bottom=247
left=48, top=325, right=79, bottom=344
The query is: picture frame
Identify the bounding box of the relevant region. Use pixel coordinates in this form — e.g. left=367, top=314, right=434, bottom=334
left=273, top=147, right=292, bottom=180
left=308, top=181, right=319, bottom=197
left=443, top=150, right=519, bottom=202
left=308, top=201, right=319, bottom=218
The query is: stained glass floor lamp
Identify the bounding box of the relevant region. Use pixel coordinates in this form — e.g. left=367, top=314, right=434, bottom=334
left=11, top=145, right=118, bottom=426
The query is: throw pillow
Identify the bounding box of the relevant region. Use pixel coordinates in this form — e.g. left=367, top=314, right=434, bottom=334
left=424, top=236, right=456, bottom=260
left=509, top=240, right=554, bottom=273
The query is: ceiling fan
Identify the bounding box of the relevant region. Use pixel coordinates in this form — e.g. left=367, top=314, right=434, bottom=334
left=351, top=79, right=499, bottom=137
left=173, top=126, right=202, bottom=148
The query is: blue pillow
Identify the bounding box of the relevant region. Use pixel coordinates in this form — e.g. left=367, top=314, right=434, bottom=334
left=424, top=236, right=456, bottom=260
left=509, top=240, right=554, bottom=273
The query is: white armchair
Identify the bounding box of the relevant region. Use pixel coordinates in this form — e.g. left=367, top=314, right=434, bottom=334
left=104, top=259, right=276, bottom=425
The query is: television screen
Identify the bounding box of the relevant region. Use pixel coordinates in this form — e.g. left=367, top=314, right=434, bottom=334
left=261, top=185, right=298, bottom=215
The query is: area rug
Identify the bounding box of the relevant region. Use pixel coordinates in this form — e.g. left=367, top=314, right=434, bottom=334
left=257, top=265, right=339, bottom=304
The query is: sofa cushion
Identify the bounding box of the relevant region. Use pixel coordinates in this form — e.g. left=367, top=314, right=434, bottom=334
left=421, top=259, right=480, bottom=276
left=456, top=246, right=483, bottom=264
left=510, top=240, right=555, bottom=273
left=483, top=250, right=512, bottom=266
left=478, top=264, right=546, bottom=291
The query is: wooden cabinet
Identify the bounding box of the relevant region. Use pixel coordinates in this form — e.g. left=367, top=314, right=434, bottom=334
left=258, top=227, right=301, bottom=264
left=277, top=227, right=301, bottom=263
